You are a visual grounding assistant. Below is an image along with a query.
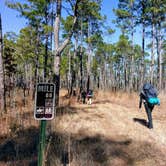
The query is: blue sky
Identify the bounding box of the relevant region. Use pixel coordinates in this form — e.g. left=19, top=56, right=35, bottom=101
left=0, top=0, right=26, bottom=34
left=0, top=0, right=141, bottom=45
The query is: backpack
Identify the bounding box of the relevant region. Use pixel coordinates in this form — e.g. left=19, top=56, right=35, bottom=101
left=143, top=83, right=160, bottom=105
left=87, top=90, right=93, bottom=97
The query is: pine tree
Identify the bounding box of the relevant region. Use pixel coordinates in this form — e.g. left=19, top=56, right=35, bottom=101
left=0, top=14, right=5, bottom=112
left=6, top=0, right=55, bottom=100
left=113, top=0, right=137, bottom=91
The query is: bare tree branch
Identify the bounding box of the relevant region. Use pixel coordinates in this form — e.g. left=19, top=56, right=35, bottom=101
left=56, top=0, right=81, bottom=55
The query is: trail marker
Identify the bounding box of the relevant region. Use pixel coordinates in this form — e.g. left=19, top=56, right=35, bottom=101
left=34, top=83, right=55, bottom=120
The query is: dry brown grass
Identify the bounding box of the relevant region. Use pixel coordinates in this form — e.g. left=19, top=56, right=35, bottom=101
left=47, top=89, right=166, bottom=166
left=0, top=90, right=39, bottom=136
left=0, top=90, right=39, bottom=165
left=0, top=89, right=166, bottom=166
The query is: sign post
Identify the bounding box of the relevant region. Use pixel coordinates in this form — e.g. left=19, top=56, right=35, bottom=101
left=34, top=83, right=55, bottom=166
left=38, top=120, right=46, bottom=166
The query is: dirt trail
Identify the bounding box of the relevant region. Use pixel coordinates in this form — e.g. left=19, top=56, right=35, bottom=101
left=1, top=90, right=165, bottom=165
left=52, top=91, right=166, bottom=166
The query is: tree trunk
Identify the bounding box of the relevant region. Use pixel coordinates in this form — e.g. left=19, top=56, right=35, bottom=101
left=118, top=64, right=121, bottom=89
left=53, top=0, right=61, bottom=105
left=97, top=76, right=100, bottom=89
left=44, top=4, right=49, bottom=81
left=124, top=58, right=127, bottom=91
left=150, top=22, right=155, bottom=84
left=53, top=0, right=80, bottom=105
left=79, top=47, right=83, bottom=92
left=156, top=22, right=162, bottom=91
left=44, top=35, right=48, bottom=81
left=79, top=15, right=83, bottom=93
left=87, top=20, right=91, bottom=92
left=68, top=50, right=71, bottom=95
left=87, top=75, right=90, bottom=93
left=163, top=62, right=166, bottom=91
left=0, top=14, right=5, bottom=112
left=103, top=60, right=107, bottom=89
left=140, top=19, right=145, bottom=89
left=70, top=36, right=78, bottom=96
left=129, top=0, right=134, bottom=92
left=32, top=31, right=40, bottom=99
left=140, top=0, right=145, bottom=90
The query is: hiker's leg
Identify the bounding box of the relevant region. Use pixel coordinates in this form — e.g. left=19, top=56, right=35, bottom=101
left=83, top=97, right=86, bottom=104
left=144, top=102, right=153, bottom=128
left=89, top=98, right=92, bottom=105
left=148, top=103, right=154, bottom=128
left=148, top=103, right=154, bottom=112
left=87, top=97, right=89, bottom=104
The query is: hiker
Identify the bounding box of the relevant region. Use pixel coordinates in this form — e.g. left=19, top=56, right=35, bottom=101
left=81, top=89, right=87, bottom=104
left=87, top=89, right=93, bottom=105
left=139, top=83, right=160, bottom=129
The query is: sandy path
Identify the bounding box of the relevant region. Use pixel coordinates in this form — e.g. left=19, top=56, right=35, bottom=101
left=52, top=92, right=166, bottom=166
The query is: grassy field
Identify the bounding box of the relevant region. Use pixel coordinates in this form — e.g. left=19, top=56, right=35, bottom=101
left=0, top=89, right=166, bottom=166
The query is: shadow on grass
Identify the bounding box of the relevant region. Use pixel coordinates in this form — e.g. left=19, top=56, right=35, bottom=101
left=74, top=135, right=133, bottom=165
left=133, top=118, right=148, bottom=128
left=46, top=132, right=135, bottom=166
left=93, top=100, right=112, bottom=104
left=56, top=106, right=78, bottom=116
left=46, top=127, right=166, bottom=166
left=0, top=127, right=39, bottom=164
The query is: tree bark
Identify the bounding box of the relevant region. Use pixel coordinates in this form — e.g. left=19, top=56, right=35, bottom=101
left=32, top=31, right=40, bottom=99
left=68, top=50, right=71, bottom=95
left=53, top=0, right=62, bottom=105
left=79, top=15, right=83, bottom=93
left=87, top=20, right=91, bottom=92
left=70, top=36, right=78, bottom=96
left=140, top=0, right=145, bottom=90
left=44, top=4, right=49, bottom=81
left=124, top=58, right=127, bottom=91
left=0, top=14, right=5, bottom=112
left=156, top=22, right=162, bottom=90
left=129, top=0, right=134, bottom=92
left=150, top=22, right=155, bottom=84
